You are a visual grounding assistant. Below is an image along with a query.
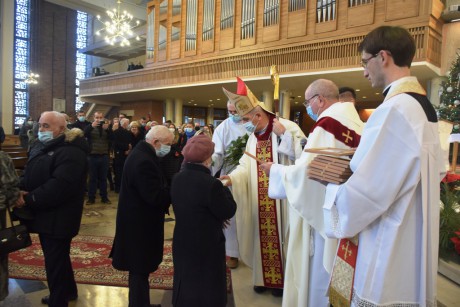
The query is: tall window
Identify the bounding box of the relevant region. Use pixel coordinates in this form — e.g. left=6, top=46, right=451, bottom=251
left=75, top=11, right=87, bottom=112
left=13, top=0, right=31, bottom=128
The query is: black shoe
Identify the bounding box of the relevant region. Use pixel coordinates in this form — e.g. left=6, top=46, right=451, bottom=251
left=101, top=199, right=112, bottom=204
left=271, top=288, right=283, bottom=297
left=253, top=286, right=267, bottom=293
left=86, top=199, right=95, bottom=205
left=41, top=294, right=78, bottom=304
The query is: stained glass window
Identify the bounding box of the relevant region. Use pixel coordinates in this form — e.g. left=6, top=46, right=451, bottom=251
left=75, top=11, right=87, bottom=112
left=13, top=0, right=30, bottom=128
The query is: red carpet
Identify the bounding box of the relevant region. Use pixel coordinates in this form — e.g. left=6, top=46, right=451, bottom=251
left=8, top=234, right=231, bottom=291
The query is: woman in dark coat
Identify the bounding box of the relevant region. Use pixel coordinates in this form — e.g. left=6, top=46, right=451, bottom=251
left=171, top=134, right=237, bottom=307
left=110, top=125, right=173, bottom=307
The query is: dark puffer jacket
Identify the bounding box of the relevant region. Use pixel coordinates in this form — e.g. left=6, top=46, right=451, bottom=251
left=20, top=128, right=89, bottom=238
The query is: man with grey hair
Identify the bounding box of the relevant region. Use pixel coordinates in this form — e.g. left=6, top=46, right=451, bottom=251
left=261, top=79, right=364, bottom=306
left=111, top=125, right=173, bottom=307
left=211, top=100, right=248, bottom=269
left=16, top=111, right=89, bottom=306
left=112, top=118, right=131, bottom=193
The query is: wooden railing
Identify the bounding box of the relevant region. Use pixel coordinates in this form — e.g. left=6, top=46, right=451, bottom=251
left=80, top=25, right=441, bottom=98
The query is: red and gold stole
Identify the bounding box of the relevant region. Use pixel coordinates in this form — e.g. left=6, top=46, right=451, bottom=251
left=254, top=115, right=284, bottom=288
left=329, top=236, right=359, bottom=307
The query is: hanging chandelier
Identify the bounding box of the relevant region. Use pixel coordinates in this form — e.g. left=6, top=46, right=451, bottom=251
left=24, top=72, right=39, bottom=85
left=96, top=0, right=140, bottom=47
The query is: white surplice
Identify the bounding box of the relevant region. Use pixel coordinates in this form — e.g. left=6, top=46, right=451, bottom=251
left=211, top=117, right=248, bottom=258
left=269, top=102, right=364, bottom=307
left=323, top=77, right=447, bottom=307
left=229, top=117, right=305, bottom=287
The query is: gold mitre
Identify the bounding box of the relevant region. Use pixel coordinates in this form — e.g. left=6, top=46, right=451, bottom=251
left=222, top=77, right=274, bottom=116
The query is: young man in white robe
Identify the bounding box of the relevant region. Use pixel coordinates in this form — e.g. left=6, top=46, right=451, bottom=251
left=220, top=77, right=306, bottom=296
left=322, top=26, right=446, bottom=307
left=260, top=79, right=364, bottom=307
left=211, top=101, right=248, bottom=269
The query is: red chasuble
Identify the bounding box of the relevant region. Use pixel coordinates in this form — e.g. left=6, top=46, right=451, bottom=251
left=255, top=115, right=284, bottom=288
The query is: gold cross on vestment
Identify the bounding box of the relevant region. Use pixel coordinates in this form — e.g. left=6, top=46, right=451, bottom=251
left=261, top=217, right=276, bottom=235
left=341, top=240, right=352, bottom=260
left=259, top=172, right=269, bottom=188
left=342, top=130, right=353, bottom=144
left=258, top=147, right=271, bottom=162
left=265, top=267, right=282, bottom=284
left=260, top=196, right=273, bottom=212
left=262, top=242, right=279, bottom=260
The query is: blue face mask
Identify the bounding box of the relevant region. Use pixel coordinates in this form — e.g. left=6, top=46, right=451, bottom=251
left=78, top=116, right=86, bottom=122
left=38, top=131, right=54, bottom=143
left=243, top=115, right=259, bottom=133
left=156, top=144, right=171, bottom=157
left=229, top=113, right=241, bottom=123
left=185, top=127, right=193, bottom=133
left=306, top=105, right=318, bottom=122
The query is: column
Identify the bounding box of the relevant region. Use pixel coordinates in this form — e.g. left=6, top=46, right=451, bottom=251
left=164, top=98, right=174, bottom=123
left=207, top=107, right=214, bottom=125
left=0, top=0, right=15, bottom=133
left=428, top=76, right=447, bottom=106
left=174, top=98, right=183, bottom=125
left=262, top=91, right=274, bottom=113
left=281, top=90, right=291, bottom=119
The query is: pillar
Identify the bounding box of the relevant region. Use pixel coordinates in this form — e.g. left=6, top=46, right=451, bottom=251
left=428, top=76, right=447, bottom=106
left=207, top=107, right=214, bottom=125
left=174, top=98, right=183, bottom=125
left=281, top=90, right=291, bottom=119
left=164, top=98, right=174, bottom=123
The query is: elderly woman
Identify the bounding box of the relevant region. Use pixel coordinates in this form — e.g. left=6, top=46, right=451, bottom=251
left=171, top=135, right=236, bottom=307
left=129, top=121, right=144, bottom=148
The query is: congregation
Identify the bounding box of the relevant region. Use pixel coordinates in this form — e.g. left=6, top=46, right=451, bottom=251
left=0, top=25, right=450, bottom=307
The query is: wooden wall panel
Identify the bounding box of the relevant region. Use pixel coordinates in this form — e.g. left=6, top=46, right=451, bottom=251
left=315, top=19, right=337, bottom=34
left=220, top=28, right=235, bottom=50
left=385, top=0, right=419, bottom=21
left=263, top=25, right=280, bottom=43
left=347, top=3, right=375, bottom=28
left=202, top=39, right=215, bottom=53
left=287, top=10, right=307, bottom=38
left=170, top=40, right=181, bottom=59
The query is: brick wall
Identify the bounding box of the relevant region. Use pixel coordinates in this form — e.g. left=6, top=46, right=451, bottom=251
left=28, top=0, right=77, bottom=120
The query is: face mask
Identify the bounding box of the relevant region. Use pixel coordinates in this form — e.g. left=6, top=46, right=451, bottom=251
left=78, top=116, right=86, bottom=122
left=185, top=127, right=193, bottom=133
left=156, top=143, right=171, bottom=157
left=229, top=114, right=241, bottom=123
left=243, top=115, right=258, bottom=133
left=306, top=105, right=319, bottom=122
left=38, top=131, right=54, bottom=143
left=168, top=128, right=175, bottom=133
left=27, top=121, right=33, bottom=125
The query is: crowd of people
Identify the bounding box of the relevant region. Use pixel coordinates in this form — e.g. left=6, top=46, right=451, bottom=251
left=0, top=26, right=446, bottom=307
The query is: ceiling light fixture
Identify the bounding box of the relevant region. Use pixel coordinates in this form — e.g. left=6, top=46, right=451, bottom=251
left=96, top=0, right=140, bottom=47
left=24, top=72, right=39, bottom=85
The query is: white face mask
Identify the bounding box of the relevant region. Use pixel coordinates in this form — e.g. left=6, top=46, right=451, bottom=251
left=38, top=131, right=54, bottom=143
left=156, top=143, right=171, bottom=157
left=168, top=128, right=175, bottom=133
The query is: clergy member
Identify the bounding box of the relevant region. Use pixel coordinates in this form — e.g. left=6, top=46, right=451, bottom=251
left=211, top=100, right=248, bottom=269
left=323, top=26, right=446, bottom=306
left=220, top=77, right=306, bottom=297
left=260, top=79, right=364, bottom=307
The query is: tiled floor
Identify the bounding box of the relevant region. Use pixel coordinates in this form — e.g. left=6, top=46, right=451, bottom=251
left=1, top=190, right=459, bottom=306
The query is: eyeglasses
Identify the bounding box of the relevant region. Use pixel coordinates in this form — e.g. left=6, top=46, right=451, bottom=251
left=360, top=53, right=379, bottom=68
left=303, top=94, right=319, bottom=107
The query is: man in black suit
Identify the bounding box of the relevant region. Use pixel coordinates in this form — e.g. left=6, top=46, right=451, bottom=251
left=110, top=125, right=173, bottom=307
left=15, top=111, right=89, bottom=307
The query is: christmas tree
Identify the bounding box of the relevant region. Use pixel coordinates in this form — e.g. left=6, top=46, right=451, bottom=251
left=436, top=53, right=460, bottom=133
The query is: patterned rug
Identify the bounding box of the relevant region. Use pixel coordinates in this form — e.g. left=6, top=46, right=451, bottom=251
left=8, top=234, right=231, bottom=291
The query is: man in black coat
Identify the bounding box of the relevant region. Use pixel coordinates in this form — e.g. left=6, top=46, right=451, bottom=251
left=112, top=118, right=132, bottom=193
left=15, top=111, right=89, bottom=307
left=171, top=135, right=237, bottom=307
left=110, top=125, right=173, bottom=307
